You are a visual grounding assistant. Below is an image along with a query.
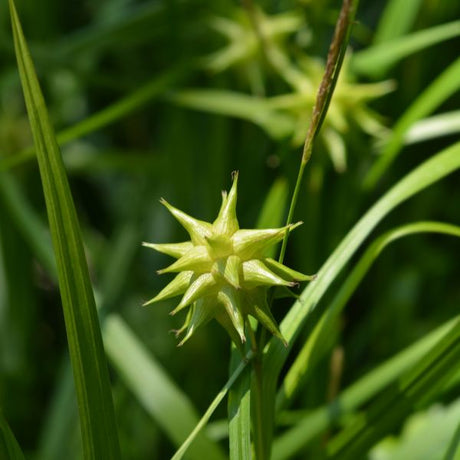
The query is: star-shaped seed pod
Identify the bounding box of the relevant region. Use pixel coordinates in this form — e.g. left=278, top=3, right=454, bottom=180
left=143, top=172, right=314, bottom=349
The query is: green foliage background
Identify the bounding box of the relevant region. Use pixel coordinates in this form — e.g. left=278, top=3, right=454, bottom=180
left=0, top=0, right=459, bottom=458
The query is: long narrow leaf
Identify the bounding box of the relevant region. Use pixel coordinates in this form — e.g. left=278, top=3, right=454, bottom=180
left=0, top=67, right=185, bottom=171
left=8, top=1, right=121, bottom=458
left=277, top=221, right=460, bottom=409
left=327, top=316, right=460, bottom=458
left=228, top=349, right=251, bottom=460
left=272, top=315, right=459, bottom=460
left=363, top=57, right=460, bottom=188
left=352, top=21, right=460, bottom=77
left=372, top=0, right=423, bottom=44
left=262, top=140, right=460, bottom=454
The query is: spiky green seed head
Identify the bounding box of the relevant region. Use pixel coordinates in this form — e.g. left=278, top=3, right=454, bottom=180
left=143, top=172, right=314, bottom=349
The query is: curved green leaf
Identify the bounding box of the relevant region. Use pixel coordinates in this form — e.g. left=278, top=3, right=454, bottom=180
left=277, top=221, right=460, bottom=410
left=261, top=140, right=460, bottom=455
left=352, top=21, right=460, bottom=77
left=272, top=314, right=459, bottom=460
left=363, top=57, right=460, bottom=189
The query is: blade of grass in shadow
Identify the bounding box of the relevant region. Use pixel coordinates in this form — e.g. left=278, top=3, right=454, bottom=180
left=372, top=0, right=423, bottom=44
left=363, top=56, right=460, bottom=189
left=0, top=66, right=186, bottom=171
left=0, top=410, right=25, bottom=460
left=327, top=314, right=460, bottom=459
left=352, top=21, right=460, bottom=77
left=271, top=314, right=459, bottom=460
left=261, top=140, right=460, bottom=458
left=104, top=315, right=227, bottom=460
left=8, top=1, right=121, bottom=458
left=277, top=221, right=460, bottom=410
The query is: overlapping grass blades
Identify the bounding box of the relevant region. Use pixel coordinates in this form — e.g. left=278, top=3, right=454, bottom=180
left=278, top=222, right=460, bottom=410
left=8, top=1, right=121, bottom=457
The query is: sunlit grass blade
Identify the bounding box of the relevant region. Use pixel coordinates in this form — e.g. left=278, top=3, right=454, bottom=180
left=0, top=67, right=185, bottom=171
left=172, top=351, right=253, bottom=460
left=272, top=315, right=459, bottom=460
left=261, top=140, right=460, bottom=455
left=327, top=316, right=460, bottom=459
left=171, top=89, right=295, bottom=139
left=103, top=315, right=226, bottom=460
left=8, top=1, right=121, bottom=458
left=352, top=21, right=460, bottom=77
left=228, top=347, right=251, bottom=460
left=444, top=420, right=460, bottom=460
left=372, top=0, right=423, bottom=44
left=277, top=221, right=460, bottom=410
left=363, top=57, right=460, bottom=188
left=0, top=410, right=25, bottom=460
left=370, top=399, right=460, bottom=460
left=404, top=110, right=460, bottom=145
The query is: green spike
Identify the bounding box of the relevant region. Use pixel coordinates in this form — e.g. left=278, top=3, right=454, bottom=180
left=171, top=308, right=193, bottom=337
left=246, top=290, right=287, bottom=346
left=213, top=171, right=239, bottom=235
left=171, top=273, right=217, bottom=315
left=218, top=286, right=246, bottom=343
left=157, top=246, right=212, bottom=274
left=242, top=260, right=295, bottom=287
left=264, top=258, right=315, bottom=281
left=233, top=222, right=302, bottom=259
left=212, top=255, right=241, bottom=288
left=178, top=298, right=216, bottom=346
left=143, top=271, right=193, bottom=306
left=142, top=241, right=193, bottom=259
left=160, top=198, right=212, bottom=245
left=206, top=233, right=233, bottom=259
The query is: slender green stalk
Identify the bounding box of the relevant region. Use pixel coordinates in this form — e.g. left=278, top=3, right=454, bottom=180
left=279, top=0, right=359, bottom=263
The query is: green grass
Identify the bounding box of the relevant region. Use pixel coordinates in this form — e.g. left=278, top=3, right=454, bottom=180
left=1, top=0, right=460, bottom=459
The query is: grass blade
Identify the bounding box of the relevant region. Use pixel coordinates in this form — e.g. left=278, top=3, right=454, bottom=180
left=8, top=1, right=121, bottom=458
left=261, top=140, right=460, bottom=455
left=228, top=349, right=251, bottom=460
left=352, top=21, right=460, bottom=77
left=363, top=56, right=460, bottom=188
left=277, top=221, right=460, bottom=410
left=0, top=410, right=25, bottom=460
left=0, top=67, right=185, bottom=171
left=405, top=110, right=460, bottom=145
left=272, top=315, right=459, bottom=460
left=327, top=315, right=460, bottom=458
left=372, top=0, right=423, bottom=44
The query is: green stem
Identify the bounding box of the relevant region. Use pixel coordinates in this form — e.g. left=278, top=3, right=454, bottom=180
left=247, top=324, right=267, bottom=459
left=278, top=0, right=359, bottom=262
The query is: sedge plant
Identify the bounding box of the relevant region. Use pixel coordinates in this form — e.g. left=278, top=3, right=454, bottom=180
left=2, top=0, right=460, bottom=459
